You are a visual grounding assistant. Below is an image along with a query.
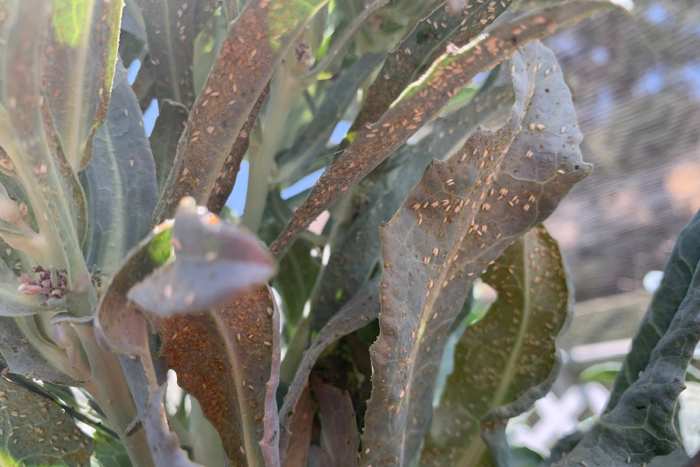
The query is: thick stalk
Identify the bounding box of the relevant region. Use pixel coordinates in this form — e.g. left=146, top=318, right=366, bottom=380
left=74, top=325, right=155, bottom=467
left=240, top=68, right=309, bottom=233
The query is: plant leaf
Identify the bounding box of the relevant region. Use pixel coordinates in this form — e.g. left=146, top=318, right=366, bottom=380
left=269, top=0, right=624, bottom=258
left=275, top=52, right=386, bottom=184
left=360, top=41, right=591, bottom=467
left=127, top=198, right=275, bottom=316
left=282, top=384, right=316, bottom=467
left=207, top=81, right=271, bottom=215
left=279, top=279, right=380, bottom=461
left=310, top=64, right=512, bottom=332
left=44, top=0, right=122, bottom=171
left=149, top=100, right=189, bottom=196
left=420, top=225, right=572, bottom=466
left=0, top=0, right=91, bottom=294
left=0, top=376, right=94, bottom=466
left=605, top=209, right=700, bottom=413
left=92, top=431, right=132, bottom=467
left=554, top=259, right=700, bottom=467
left=159, top=285, right=282, bottom=466
left=134, top=0, right=216, bottom=109
left=311, top=377, right=361, bottom=467
left=153, top=0, right=330, bottom=224
left=85, top=59, right=159, bottom=278
left=347, top=0, right=513, bottom=135
left=0, top=316, right=81, bottom=385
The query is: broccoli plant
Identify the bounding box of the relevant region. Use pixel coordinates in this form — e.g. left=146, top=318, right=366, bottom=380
left=2, top=0, right=698, bottom=466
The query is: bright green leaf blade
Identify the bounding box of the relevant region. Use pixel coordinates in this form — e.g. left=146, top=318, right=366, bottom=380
left=45, top=0, right=122, bottom=171
left=360, top=41, right=591, bottom=467
left=606, top=209, right=700, bottom=413
left=91, top=432, right=133, bottom=467
left=275, top=52, right=386, bottom=184
left=269, top=0, right=623, bottom=258
left=160, top=285, right=282, bottom=466
left=310, top=64, right=513, bottom=332
left=0, top=376, right=94, bottom=466
left=127, top=198, right=275, bottom=316
left=147, top=99, right=188, bottom=196
left=153, top=0, right=330, bottom=224
left=580, top=362, right=622, bottom=384
left=0, top=0, right=90, bottom=296
left=554, top=258, right=700, bottom=467
left=85, top=59, right=159, bottom=278
left=278, top=280, right=380, bottom=461
left=421, top=225, right=572, bottom=467
left=348, top=0, right=513, bottom=135
left=311, top=377, right=361, bottom=467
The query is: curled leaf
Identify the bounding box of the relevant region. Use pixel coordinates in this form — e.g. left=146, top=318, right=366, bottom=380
left=128, top=198, right=276, bottom=316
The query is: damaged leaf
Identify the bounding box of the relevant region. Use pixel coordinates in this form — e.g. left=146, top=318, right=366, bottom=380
left=360, top=41, right=591, bottom=467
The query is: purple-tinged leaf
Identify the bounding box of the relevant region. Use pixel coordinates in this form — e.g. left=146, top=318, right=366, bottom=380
left=360, top=41, right=591, bottom=467
left=153, top=0, right=330, bottom=224
left=282, top=385, right=317, bottom=467
left=311, top=378, right=360, bottom=467
left=278, top=280, right=380, bottom=461
left=127, top=198, right=275, bottom=316
left=269, top=0, right=626, bottom=259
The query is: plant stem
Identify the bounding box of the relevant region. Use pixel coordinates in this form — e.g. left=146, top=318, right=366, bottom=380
left=240, top=68, right=308, bottom=233
left=74, top=324, right=155, bottom=467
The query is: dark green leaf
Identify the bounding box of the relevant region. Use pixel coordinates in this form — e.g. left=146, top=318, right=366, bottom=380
left=421, top=226, right=572, bottom=466
left=85, top=59, right=159, bottom=278
left=0, top=376, right=93, bottom=466
left=360, top=41, right=591, bottom=467
left=127, top=198, right=275, bottom=316
left=153, top=0, right=330, bottom=224
left=44, top=0, right=122, bottom=171
left=348, top=0, right=513, bottom=135
left=275, top=52, right=386, bottom=184
left=279, top=280, right=380, bottom=461
left=92, top=431, right=133, bottom=467
left=555, top=257, right=700, bottom=466
left=148, top=100, right=189, bottom=196
left=269, top=0, right=625, bottom=258
left=606, top=209, right=700, bottom=413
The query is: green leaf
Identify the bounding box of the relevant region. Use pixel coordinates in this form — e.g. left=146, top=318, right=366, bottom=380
left=347, top=0, right=513, bottom=135
left=421, top=225, right=572, bottom=467
left=91, top=432, right=133, bottom=467
left=159, top=285, right=282, bottom=466
left=153, top=0, right=330, bottom=224
left=279, top=280, right=380, bottom=461
left=580, top=362, right=622, bottom=384
left=554, top=259, right=700, bottom=466
left=606, top=209, right=700, bottom=413
left=148, top=100, right=188, bottom=196
left=275, top=52, right=386, bottom=184
left=282, top=384, right=316, bottom=467
left=269, top=0, right=625, bottom=258
left=127, top=198, right=275, bottom=316
left=311, top=377, right=361, bottom=467
left=310, top=64, right=512, bottom=332
left=45, top=0, right=123, bottom=171
left=0, top=316, right=81, bottom=384
left=85, top=59, right=159, bottom=278
left=360, top=41, right=591, bottom=467
left=0, top=0, right=91, bottom=296
left=134, top=0, right=216, bottom=109
left=0, top=376, right=94, bottom=466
